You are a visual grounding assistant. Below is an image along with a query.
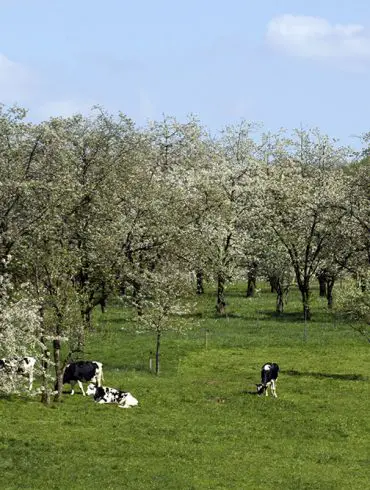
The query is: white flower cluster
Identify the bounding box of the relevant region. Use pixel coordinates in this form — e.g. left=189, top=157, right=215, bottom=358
left=0, top=261, right=46, bottom=395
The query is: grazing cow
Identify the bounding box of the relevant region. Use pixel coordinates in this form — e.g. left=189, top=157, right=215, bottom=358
left=87, top=383, right=138, bottom=408
left=256, top=362, right=279, bottom=397
left=0, top=356, right=36, bottom=390
left=58, top=361, right=103, bottom=396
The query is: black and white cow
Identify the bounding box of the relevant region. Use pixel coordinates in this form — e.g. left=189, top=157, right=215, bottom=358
left=0, top=356, right=36, bottom=390
left=256, top=362, right=279, bottom=397
left=58, top=361, right=103, bottom=396
left=87, top=383, right=138, bottom=408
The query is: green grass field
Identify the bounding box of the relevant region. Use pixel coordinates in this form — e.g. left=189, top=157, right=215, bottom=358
left=1, top=285, right=369, bottom=489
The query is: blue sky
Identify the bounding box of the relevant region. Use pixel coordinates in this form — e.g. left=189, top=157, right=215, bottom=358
left=1, top=0, right=370, bottom=148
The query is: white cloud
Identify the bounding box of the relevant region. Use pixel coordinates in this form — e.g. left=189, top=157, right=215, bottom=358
left=266, top=15, right=370, bottom=62
left=0, top=53, right=34, bottom=102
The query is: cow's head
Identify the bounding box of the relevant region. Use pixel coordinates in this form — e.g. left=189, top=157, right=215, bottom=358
left=256, top=383, right=266, bottom=396
left=119, top=392, right=138, bottom=408
left=87, top=383, right=98, bottom=396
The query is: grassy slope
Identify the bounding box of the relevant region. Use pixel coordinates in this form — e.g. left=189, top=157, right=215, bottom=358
left=0, top=284, right=369, bottom=490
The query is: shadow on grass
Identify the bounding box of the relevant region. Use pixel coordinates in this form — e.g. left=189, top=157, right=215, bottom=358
left=240, top=390, right=259, bottom=396
left=179, top=308, right=313, bottom=322
left=282, top=369, right=368, bottom=382
left=0, top=394, right=15, bottom=402
left=257, top=310, right=309, bottom=322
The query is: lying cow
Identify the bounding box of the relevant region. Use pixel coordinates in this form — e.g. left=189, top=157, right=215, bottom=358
left=87, top=383, right=138, bottom=408
left=256, top=362, right=279, bottom=398
left=0, top=356, right=36, bottom=390
left=58, top=361, right=103, bottom=396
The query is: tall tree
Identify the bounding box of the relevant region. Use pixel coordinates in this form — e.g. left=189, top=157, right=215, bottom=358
left=263, top=129, right=350, bottom=319
left=190, top=121, right=263, bottom=314
left=42, top=110, right=137, bottom=328
left=0, top=106, right=57, bottom=278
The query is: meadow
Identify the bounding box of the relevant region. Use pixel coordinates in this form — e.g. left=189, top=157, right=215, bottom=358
left=0, top=284, right=369, bottom=490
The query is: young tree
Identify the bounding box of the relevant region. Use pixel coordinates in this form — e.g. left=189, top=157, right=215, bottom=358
left=131, top=264, right=194, bottom=374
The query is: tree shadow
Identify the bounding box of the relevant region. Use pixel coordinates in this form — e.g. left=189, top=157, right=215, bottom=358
left=282, top=369, right=368, bottom=382
left=178, top=311, right=246, bottom=321
left=179, top=309, right=310, bottom=322
left=256, top=310, right=334, bottom=323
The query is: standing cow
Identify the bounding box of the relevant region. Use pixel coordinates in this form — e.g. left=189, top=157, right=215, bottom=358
left=256, top=362, right=279, bottom=397
left=58, top=361, right=104, bottom=396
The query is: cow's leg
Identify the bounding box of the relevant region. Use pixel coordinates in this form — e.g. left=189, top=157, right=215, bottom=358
left=270, top=380, right=274, bottom=397
left=70, top=381, right=76, bottom=395
left=271, top=380, right=277, bottom=398
left=265, top=384, right=269, bottom=396
left=77, top=380, right=86, bottom=396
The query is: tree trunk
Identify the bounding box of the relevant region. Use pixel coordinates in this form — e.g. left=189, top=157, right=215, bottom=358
left=53, top=338, right=63, bottom=402
left=246, top=277, right=256, bottom=298
left=155, top=331, right=161, bottom=375
left=81, top=307, right=92, bottom=330
left=269, top=275, right=278, bottom=293
left=119, top=282, right=126, bottom=296
left=317, top=271, right=327, bottom=297
left=293, top=262, right=311, bottom=321
left=99, top=296, right=107, bottom=313
left=275, top=279, right=290, bottom=315
left=196, top=269, right=204, bottom=295
left=246, top=263, right=257, bottom=297
left=326, top=278, right=335, bottom=309
left=359, top=274, right=367, bottom=292
left=40, top=335, right=50, bottom=405
left=300, top=287, right=311, bottom=321
left=39, top=310, right=50, bottom=404
left=216, top=273, right=226, bottom=315
left=276, top=285, right=284, bottom=315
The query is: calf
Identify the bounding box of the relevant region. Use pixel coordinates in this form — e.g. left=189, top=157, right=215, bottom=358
left=59, top=361, right=103, bottom=396
left=87, top=383, right=138, bottom=408
left=256, top=362, right=279, bottom=397
left=0, top=356, right=36, bottom=390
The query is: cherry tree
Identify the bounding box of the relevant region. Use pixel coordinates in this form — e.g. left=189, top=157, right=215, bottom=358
left=187, top=121, right=264, bottom=314
left=263, top=129, right=351, bottom=319
left=0, top=256, right=45, bottom=395
left=132, top=264, right=194, bottom=374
